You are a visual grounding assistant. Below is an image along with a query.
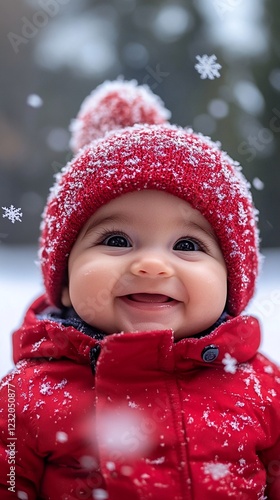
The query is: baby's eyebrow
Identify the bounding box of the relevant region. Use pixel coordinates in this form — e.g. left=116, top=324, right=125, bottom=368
left=83, top=214, right=130, bottom=236
left=180, top=221, right=218, bottom=243
left=82, top=213, right=218, bottom=243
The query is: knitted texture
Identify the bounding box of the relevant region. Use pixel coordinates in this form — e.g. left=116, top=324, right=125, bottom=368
left=39, top=81, right=260, bottom=316
left=69, top=79, right=171, bottom=153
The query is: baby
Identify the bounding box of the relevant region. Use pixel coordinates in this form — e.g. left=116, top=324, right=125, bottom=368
left=1, top=79, right=280, bottom=500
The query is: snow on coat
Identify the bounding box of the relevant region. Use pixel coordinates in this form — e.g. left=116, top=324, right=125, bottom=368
left=1, top=294, right=280, bottom=499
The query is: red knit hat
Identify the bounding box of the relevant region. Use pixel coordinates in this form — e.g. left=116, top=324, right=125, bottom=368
left=39, top=79, right=260, bottom=316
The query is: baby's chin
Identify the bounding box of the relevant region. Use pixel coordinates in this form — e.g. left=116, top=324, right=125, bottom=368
left=110, top=320, right=192, bottom=339
left=121, top=321, right=172, bottom=334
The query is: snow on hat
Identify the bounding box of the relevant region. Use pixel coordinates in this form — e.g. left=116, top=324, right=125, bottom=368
left=69, top=78, right=171, bottom=153
left=39, top=79, right=260, bottom=316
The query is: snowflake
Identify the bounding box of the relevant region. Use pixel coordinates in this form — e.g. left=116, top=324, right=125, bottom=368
left=27, top=93, right=43, bottom=108
left=17, top=491, right=29, bottom=500
left=195, top=54, right=222, bottom=80
left=56, top=431, right=68, bottom=443
left=222, top=353, right=237, bottom=374
left=39, top=382, right=53, bottom=395
left=252, top=177, right=264, bottom=190
left=203, top=461, right=230, bottom=480
left=128, top=400, right=138, bottom=408
left=93, top=489, right=109, bottom=500
left=2, top=205, right=22, bottom=223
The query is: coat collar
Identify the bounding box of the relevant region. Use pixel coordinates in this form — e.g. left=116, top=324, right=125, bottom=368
left=12, top=295, right=99, bottom=365
left=96, top=316, right=261, bottom=375
left=173, top=315, right=260, bottom=370
left=12, top=295, right=260, bottom=371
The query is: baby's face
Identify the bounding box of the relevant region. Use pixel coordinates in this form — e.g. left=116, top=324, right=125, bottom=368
left=62, top=190, right=227, bottom=340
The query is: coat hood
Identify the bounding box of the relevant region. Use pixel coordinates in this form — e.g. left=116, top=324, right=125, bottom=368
left=12, top=295, right=261, bottom=371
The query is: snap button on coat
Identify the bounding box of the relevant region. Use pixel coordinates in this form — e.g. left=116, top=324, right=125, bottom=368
left=201, top=345, right=219, bottom=362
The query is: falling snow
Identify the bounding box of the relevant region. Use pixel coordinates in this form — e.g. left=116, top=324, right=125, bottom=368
left=2, top=205, right=22, bottom=224
left=106, top=461, right=116, bottom=471
left=195, top=54, right=222, bottom=80
left=31, top=338, right=47, bottom=352
left=128, top=400, right=139, bottom=408
left=39, top=378, right=68, bottom=396
left=39, top=382, right=53, bottom=396
left=222, top=353, right=238, bottom=374
left=56, top=431, right=68, bottom=443
left=146, top=456, right=165, bottom=465
left=17, top=491, right=29, bottom=500
left=203, top=461, right=230, bottom=480
left=252, top=177, right=265, bottom=190
left=264, top=365, right=274, bottom=374
left=27, top=94, right=43, bottom=108
left=93, top=489, right=109, bottom=500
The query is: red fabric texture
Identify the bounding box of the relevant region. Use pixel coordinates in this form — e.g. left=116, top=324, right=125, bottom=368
left=69, top=79, right=170, bottom=152
left=1, top=295, right=280, bottom=499
left=39, top=81, right=260, bottom=316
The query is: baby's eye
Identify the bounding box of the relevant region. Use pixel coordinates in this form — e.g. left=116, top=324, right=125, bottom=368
left=102, top=233, right=132, bottom=247
left=173, top=238, right=202, bottom=252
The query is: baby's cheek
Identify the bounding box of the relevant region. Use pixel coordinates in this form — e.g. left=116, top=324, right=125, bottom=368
left=70, top=273, right=110, bottom=322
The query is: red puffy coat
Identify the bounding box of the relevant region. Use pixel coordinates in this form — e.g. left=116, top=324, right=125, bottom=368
left=1, top=294, right=280, bottom=500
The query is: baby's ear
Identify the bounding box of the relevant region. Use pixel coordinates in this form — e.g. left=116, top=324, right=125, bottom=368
left=61, top=286, right=72, bottom=307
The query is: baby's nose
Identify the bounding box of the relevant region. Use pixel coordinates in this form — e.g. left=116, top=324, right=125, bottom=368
left=130, top=254, right=174, bottom=278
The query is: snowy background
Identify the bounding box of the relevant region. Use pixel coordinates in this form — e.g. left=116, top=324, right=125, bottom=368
left=0, top=245, right=279, bottom=379
left=1, top=0, right=280, bottom=248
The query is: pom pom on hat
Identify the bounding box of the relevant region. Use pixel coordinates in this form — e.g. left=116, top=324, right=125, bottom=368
left=69, top=78, right=171, bottom=153
left=40, top=79, right=260, bottom=317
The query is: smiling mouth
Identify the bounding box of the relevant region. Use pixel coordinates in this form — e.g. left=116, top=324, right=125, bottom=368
left=119, top=293, right=178, bottom=308
left=128, top=293, right=173, bottom=303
